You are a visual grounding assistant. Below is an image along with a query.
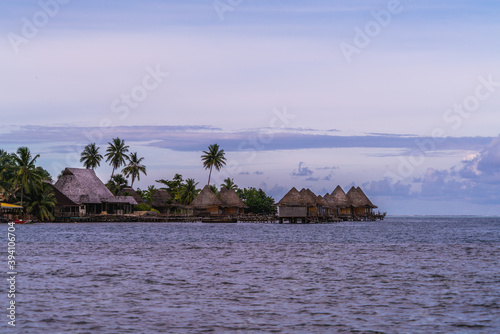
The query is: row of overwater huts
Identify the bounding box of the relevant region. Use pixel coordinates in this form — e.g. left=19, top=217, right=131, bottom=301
left=275, top=186, right=384, bottom=223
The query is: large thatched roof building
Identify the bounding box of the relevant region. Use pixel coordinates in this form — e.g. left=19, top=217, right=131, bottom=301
left=54, top=168, right=137, bottom=215
left=276, top=187, right=308, bottom=218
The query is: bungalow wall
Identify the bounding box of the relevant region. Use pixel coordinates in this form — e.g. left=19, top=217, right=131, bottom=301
left=222, top=207, right=242, bottom=216
left=278, top=206, right=307, bottom=217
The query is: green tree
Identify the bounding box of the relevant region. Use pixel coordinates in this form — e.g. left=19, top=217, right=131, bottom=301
left=122, top=152, right=147, bottom=188
left=80, top=143, right=103, bottom=170
left=237, top=187, right=276, bottom=215
left=11, top=147, right=42, bottom=206
left=201, top=144, right=226, bottom=186
left=220, top=177, right=238, bottom=191
left=105, top=138, right=129, bottom=178
left=156, top=173, right=183, bottom=198
left=105, top=174, right=128, bottom=195
left=178, top=178, right=199, bottom=205
left=25, top=183, right=56, bottom=221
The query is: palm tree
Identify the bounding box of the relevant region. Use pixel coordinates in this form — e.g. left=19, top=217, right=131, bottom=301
left=201, top=144, right=227, bottom=186
left=178, top=178, right=199, bottom=205
left=80, top=143, right=103, bottom=170
left=105, top=138, right=129, bottom=178
left=105, top=174, right=128, bottom=195
left=25, top=184, right=56, bottom=221
left=221, top=177, right=238, bottom=191
left=122, top=152, right=146, bottom=188
left=11, top=147, right=42, bottom=207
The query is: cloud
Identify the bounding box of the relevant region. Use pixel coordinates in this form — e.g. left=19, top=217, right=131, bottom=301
left=459, top=135, right=500, bottom=184
left=291, top=162, right=313, bottom=177
left=254, top=171, right=264, bottom=175
left=306, top=177, right=320, bottom=182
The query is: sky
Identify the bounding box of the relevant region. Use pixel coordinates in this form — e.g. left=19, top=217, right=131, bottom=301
left=1, top=0, right=500, bottom=215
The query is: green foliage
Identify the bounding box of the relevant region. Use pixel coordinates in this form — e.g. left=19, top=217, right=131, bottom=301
left=11, top=147, right=42, bottom=206
left=80, top=143, right=103, bottom=170
left=137, top=185, right=156, bottom=205
left=25, top=183, right=56, bottom=221
left=220, top=177, right=238, bottom=191
left=178, top=178, right=199, bottom=205
left=122, top=152, right=147, bottom=188
left=237, top=187, right=276, bottom=215
left=201, top=143, right=226, bottom=185
left=133, top=203, right=153, bottom=211
left=156, top=173, right=183, bottom=198
left=105, top=138, right=129, bottom=177
left=105, top=174, right=128, bottom=195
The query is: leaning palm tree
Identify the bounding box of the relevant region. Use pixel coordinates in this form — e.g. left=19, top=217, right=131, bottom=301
left=178, top=178, right=199, bottom=205
left=122, top=152, right=147, bottom=188
left=201, top=144, right=227, bottom=186
left=221, top=177, right=238, bottom=191
left=80, top=143, right=103, bottom=170
left=11, top=147, right=42, bottom=207
left=105, top=138, right=129, bottom=178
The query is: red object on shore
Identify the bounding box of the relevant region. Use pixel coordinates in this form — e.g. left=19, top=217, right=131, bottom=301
left=13, top=218, right=31, bottom=224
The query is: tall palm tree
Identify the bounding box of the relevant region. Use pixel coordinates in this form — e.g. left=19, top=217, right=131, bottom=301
left=201, top=144, right=227, bottom=186
left=122, top=152, right=147, bottom=188
left=80, top=143, right=103, bottom=170
left=11, top=147, right=42, bottom=207
left=178, top=178, right=199, bottom=205
left=105, top=138, right=129, bottom=178
left=221, top=177, right=238, bottom=191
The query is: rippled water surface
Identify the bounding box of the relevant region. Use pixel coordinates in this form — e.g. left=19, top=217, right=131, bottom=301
left=2, top=216, right=500, bottom=333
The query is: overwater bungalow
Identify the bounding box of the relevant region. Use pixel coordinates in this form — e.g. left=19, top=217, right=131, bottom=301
left=300, top=188, right=320, bottom=217
left=54, top=168, right=137, bottom=216
left=330, top=185, right=351, bottom=216
left=276, top=187, right=308, bottom=220
left=346, top=186, right=378, bottom=218
left=219, top=187, right=248, bottom=216
left=189, top=185, right=224, bottom=216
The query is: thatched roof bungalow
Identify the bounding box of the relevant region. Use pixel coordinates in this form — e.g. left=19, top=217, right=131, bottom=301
left=189, top=185, right=224, bottom=216
left=330, top=185, right=351, bottom=215
left=346, top=186, right=377, bottom=217
left=54, top=168, right=137, bottom=215
left=219, top=187, right=248, bottom=216
left=276, top=187, right=308, bottom=218
left=119, top=187, right=144, bottom=205
left=300, top=188, right=320, bottom=216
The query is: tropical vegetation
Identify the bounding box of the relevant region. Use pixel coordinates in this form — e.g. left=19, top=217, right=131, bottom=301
left=201, top=143, right=226, bottom=186
left=105, top=137, right=129, bottom=178
left=80, top=143, right=103, bottom=170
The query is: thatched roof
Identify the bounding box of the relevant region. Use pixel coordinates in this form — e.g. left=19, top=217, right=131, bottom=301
left=119, top=187, right=144, bottom=204
left=323, top=193, right=337, bottom=209
left=330, top=185, right=349, bottom=208
left=300, top=188, right=318, bottom=206
left=151, top=189, right=172, bottom=208
left=316, top=195, right=328, bottom=207
left=356, top=187, right=378, bottom=208
left=109, top=196, right=137, bottom=205
left=346, top=186, right=366, bottom=208
left=55, top=168, right=114, bottom=204
left=219, top=188, right=248, bottom=208
left=190, top=185, right=223, bottom=208
left=276, top=187, right=307, bottom=206
left=46, top=182, right=79, bottom=207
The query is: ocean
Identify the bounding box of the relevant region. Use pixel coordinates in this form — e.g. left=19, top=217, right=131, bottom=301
left=2, top=216, right=500, bottom=333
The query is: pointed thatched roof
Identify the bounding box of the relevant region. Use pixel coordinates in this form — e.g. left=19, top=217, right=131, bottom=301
left=219, top=188, right=248, bottom=208
left=151, top=189, right=173, bottom=208
left=323, top=193, right=337, bottom=209
left=356, top=187, right=378, bottom=208
left=331, top=185, right=349, bottom=208
left=119, top=187, right=144, bottom=204
left=299, top=188, right=318, bottom=206
left=316, top=195, right=328, bottom=207
left=276, top=187, right=307, bottom=206
left=346, top=186, right=366, bottom=208
left=46, top=182, right=79, bottom=207
left=190, top=185, right=223, bottom=208
left=55, top=168, right=114, bottom=204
